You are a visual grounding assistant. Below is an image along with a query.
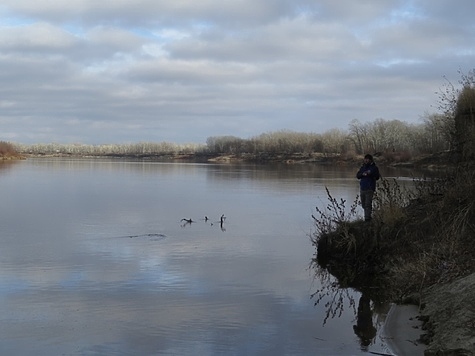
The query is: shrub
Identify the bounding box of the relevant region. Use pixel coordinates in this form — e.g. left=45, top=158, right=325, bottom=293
left=373, top=178, right=414, bottom=225
left=0, top=141, right=19, bottom=157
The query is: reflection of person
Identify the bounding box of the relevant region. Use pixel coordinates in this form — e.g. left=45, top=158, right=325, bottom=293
left=353, top=294, right=377, bottom=349
left=356, top=154, right=380, bottom=222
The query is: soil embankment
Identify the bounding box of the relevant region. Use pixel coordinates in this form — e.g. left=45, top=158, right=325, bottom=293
left=420, top=274, right=475, bottom=355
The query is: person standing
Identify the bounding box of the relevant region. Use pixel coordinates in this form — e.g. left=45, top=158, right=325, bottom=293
left=356, top=154, right=380, bottom=221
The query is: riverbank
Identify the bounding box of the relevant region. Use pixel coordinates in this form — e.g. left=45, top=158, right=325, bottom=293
left=383, top=304, right=425, bottom=356
left=382, top=275, right=475, bottom=356
left=0, top=153, right=25, bottom=161
left=314, top=157, right=474, bottom=355
left=18, top=150, right=455, bottom=170
left=419, top=273, right=475, bottom=355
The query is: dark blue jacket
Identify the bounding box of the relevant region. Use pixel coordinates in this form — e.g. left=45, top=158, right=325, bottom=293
left=356, top=162, right=380, bottom=191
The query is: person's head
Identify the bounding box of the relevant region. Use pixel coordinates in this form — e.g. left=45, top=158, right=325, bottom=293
left=364, top=154, right=373, bottom=163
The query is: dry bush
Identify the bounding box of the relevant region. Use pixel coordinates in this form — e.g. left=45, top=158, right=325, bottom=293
left=0, top=141, right=19, bottom=157
left=375, top=204, right=406, bottom=226
left=311, top=187, right=359, bottom=235
left=434, top=168, right=475, bottom=267
left=373, top=178, right=414, bottom=225
left=385, top=165, right=475, bottom=300
left=389, top=254, right=431, bottom=302
left=311, top=187, right=359, bottom=250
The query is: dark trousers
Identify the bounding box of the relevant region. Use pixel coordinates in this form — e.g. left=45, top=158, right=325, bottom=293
left=360, top=190, right=374, bottom=220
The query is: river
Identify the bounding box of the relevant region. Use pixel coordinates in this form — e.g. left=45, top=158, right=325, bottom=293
left=0, top=158, right=421, bottom=355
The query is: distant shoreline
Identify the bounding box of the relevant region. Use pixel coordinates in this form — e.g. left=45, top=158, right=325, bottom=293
left=16, top=151, right=454, bottom=170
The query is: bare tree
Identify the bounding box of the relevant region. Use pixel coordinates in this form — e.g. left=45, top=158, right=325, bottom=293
left=320, top=128, right=348, bottom=155
left=348, top=119, right=367, bottom=154
left=421, top=112, right=453, bottom=152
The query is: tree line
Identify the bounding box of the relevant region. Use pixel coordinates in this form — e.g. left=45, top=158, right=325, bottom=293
left=10, top=113, right=450, bottom=160
left=206, top=114, right=451, bottom=158
left=14, top=141, right=207, bottom=157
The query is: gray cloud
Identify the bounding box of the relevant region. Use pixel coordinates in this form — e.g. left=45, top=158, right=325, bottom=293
left=0, top=1, right=474, bottom=144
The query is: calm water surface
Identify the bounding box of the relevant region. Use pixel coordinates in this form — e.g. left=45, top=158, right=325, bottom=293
left=0, top=159, right=419, bottom=355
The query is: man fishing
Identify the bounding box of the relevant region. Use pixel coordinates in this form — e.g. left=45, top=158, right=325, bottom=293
left=356, top=154, right=380, bottom=222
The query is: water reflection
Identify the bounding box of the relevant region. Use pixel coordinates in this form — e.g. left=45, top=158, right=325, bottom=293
left=310, top=260, right=392, bottom=353
left=353, top=293, right=377, bottom=350
left=310, top=261, right=356, bottom=326
left=0, top=160, right=21, bottom=172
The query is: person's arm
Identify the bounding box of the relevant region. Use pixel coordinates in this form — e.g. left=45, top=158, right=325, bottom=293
left=356, top=166, right=365, bottom=179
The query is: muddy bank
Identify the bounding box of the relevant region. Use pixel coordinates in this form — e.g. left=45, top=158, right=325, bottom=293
left=420, top=273, right=475, bottom=355
left=383, top=304, right=425, bottom=355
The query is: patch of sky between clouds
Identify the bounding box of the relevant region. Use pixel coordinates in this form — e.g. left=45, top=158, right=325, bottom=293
left=375, top=58, right=428, bottom=68
left=152, top=28, right=191, bottom=41
left=137, top=22, right=214, bottom=58
left=392, top=1, right=427, bottom=22
left=62, top=23, right=87, bottom=37
left=351, top=2, right=425, bottom=41
left=132, top=20, right=212, bottom=42
left=294, top=4, right=319, bottom=18
left=0, top=12, right=35, bottom=27
left=389, top=8, right=422, bottom=24
left=132, top=27, right=191, bottom=57
left=130, top=27, right=161, bottom=40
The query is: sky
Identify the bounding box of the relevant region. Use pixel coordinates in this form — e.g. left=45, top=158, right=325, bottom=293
left=0, top=0, right=474, bottom=145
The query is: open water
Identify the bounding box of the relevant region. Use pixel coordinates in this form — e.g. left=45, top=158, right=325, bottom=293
left=0, top=158, right=420, bottom=355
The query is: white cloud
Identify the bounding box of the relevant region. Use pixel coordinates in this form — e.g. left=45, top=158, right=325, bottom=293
left=0, top=22, right=76, bottom=51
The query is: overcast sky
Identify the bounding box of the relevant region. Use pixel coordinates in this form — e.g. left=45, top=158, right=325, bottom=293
left=1, top=1, right=474, bottom=144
